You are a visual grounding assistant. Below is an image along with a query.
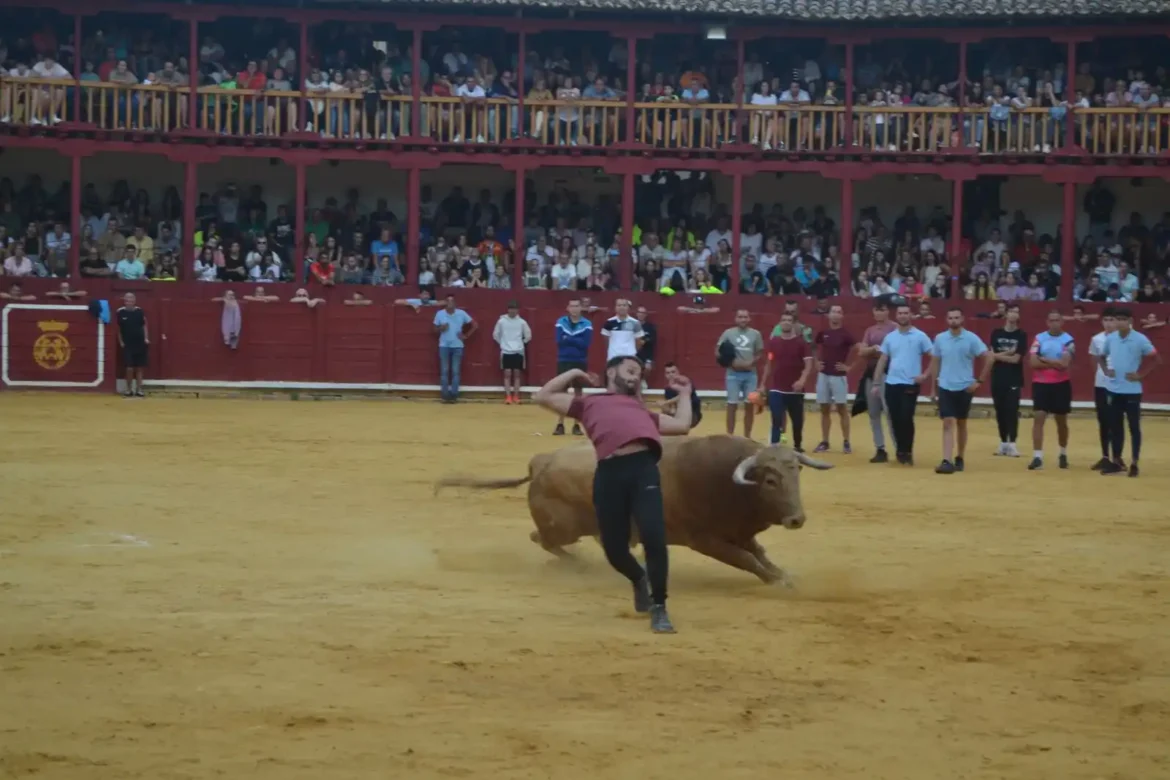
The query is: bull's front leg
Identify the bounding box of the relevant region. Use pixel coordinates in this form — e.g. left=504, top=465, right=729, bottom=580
left=747, top=539, right=794, bottom=588
left=689, top=535, right=779, bottom=584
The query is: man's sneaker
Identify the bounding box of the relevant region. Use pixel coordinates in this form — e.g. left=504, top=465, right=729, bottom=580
left=842, top=440, right=852, bottom=454
left=121, top=391, right=133, bottom=399
left=935, top=460, right=955, bottom=474
left=1100, top=460, right=1125, bottom=476
left=1028, top=457, right=1043, bottom=470
left=994, top=442, right=1007, bottom=456
left=954, top=456, right=965, bottom=472
left=134, top=390, right=145, bottom=398
left=632, top=576, right=651, bottom=614
left=553, top=423, right=565, bottom=436
left=1129, top=463, right=1140, bottom=478
left=571, top=423, right=583, bottom=436
left=813, top=442, right=829, bottom=453
left=1058, top=454, right=1069, bottom=470
left=1091, top=457, right=1111, bottom=471
left=1007, top=443, right=1021, bottom=457
left=649, top=604, right=676, bottom=634
left=504, top=395, right=513, bottom=405
left=870, top=449, right=889, bottom=464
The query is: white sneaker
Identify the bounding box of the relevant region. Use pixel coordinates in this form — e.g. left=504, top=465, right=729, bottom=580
left=475, top=134, right=485, bottom=143
left=1042, top=144, right=1052, bottom=153
left=30, top=117, right=43, bottom=126
left=994, top=442, right=1007, bottom=456
left=0, top=115, right=9, bottom=122
left=453, top=135, right=462, bottom=143
left=1007, top=443, right=1021, bottom=457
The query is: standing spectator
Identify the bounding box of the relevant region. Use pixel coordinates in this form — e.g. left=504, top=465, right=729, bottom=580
left=1027, top=310, right=1075, bottom=471
left=812, top=304, right=857, bottom=454
left=927, top=309, right=992, bottom=475
left=116, top=292, right=149, bottom=398
left=1098, top=308, right=1161, bottom=478
left=635, top=305, right=657, bottom=375
left=1087, top=309, right=1117, bottom=470
left=989, top=303, right=1028, bottom=458
left=493, top=301, right=531, bottom=405
left=873, top=304, right=932, bottom=466
left=433, top=295, right=476, bottom=404
left=602, top=299, right=644, bottom=362
left=716, top=309, right=764, bottom=438
left=759, top=311, right=814, bottom=449
left=552, top=298, right=593, bottom=436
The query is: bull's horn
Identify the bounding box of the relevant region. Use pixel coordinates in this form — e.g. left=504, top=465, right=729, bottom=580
left=796, top=452, right=834, bottom=470
left=731, top=454, right=759, bottom=485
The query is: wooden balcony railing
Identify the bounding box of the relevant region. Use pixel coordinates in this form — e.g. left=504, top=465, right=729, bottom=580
left=4, top=76, right=1170, bottom=158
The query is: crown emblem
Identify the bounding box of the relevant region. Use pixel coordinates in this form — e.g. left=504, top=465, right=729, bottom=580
left=37, top=320, right=70, bottom=333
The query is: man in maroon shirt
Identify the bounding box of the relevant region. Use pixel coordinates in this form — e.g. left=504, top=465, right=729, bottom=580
left=759, top=312, right=815, bottom=451
left=533, top=356, right=694, bottom=634
left=812, top=304, right=858, bottom=454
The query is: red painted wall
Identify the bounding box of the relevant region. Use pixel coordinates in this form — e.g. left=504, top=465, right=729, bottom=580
left=3, top=282, right=1168, bottom=402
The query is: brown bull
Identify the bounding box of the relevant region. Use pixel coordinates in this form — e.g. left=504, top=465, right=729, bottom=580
left=436, top=435, right=832, bottom=584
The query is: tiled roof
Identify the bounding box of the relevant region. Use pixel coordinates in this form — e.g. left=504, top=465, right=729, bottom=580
left=415, top=0, right=1165, bottom=19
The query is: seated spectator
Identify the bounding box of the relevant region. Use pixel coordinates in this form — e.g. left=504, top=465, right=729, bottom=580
left=487, top=263, right=511, bottom=289
left=522, top=259, right=547, bottom=289
left=3, top=243, right=34, bottom=276
left=115, top=246, right=147, bottom=279
left=965, top=271, right=993, bottom=300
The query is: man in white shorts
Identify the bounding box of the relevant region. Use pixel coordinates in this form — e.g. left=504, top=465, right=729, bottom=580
left=812, top=304, right=858, bottom=453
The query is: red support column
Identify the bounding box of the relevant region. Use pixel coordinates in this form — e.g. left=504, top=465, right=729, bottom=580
left=624, top=36, right=637, bottom=145
left=72, top=14, right=82, bottom=122
left=407, top=166, right=421, bottom=284
left=512, top=168, right=525, bottom=288
left=843, top=42, right=854, bottom=149
left=299, top=20, right=309, bottom=133
left=294, top=162, right=306, bottom=283
left=1065, top=41, right=1077, bottom=150
left=1061, top=180, right=1076, bottom=298
left=620, top=171, right=635, bottom=288
left=68, top=153, right=81, bottom=278
left=516, top=30, right=526, bottom=139
left=411, top=28, right=423, bottom=138
left=956, top=41, right=968, bottom=148
left=730, top=172, right=742, bottom=293
left=839, top=176, right=853, bottom=294
left=188, top=18, right=198, bottom=128
left=182, top=160, right=197, bottom=281
left=950, top=178, right=964, bottom=264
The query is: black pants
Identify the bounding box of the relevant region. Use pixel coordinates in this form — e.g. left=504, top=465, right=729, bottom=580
left=1108, top=392, right=1143, bottom=463
left=1094, top=387, right=1111, bottom=458
left=991, top=383, right=1021, bottom=443
left=592, top=449, right=669, bottom=604
left=884, top=383, right=920, bottom=455
left=768, top=391, right=805, bottom=448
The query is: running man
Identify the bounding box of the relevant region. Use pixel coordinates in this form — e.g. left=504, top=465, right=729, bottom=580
left=873, top=304, right=932, bottom=466
left=1087, top=308, right=1117, bottom=469
left=662, top=362, right=703, bottom=429
left=716, top=309, right=764, bottom=438
left=492, top=301, right=532, bottom=404
left=1098, top=307, right=1162, bottom=477
left=552, top=299, right=593, bottom=436
left=812, top=304, right=857, bottom=454
left=857, top=301, right=898, bottom=462
left=116, top=292, right=149, bottom=398
left=988, top=303, right=1028, bottom=457
left=533, top=357, right=695, bottom=634
left=1027, top=310, right=1075, bottom=471
left=927, top=308, right=992, bottom=474
left=759, top=311, right=815, bottom=449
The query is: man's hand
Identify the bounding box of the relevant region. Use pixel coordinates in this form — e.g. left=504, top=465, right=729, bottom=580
left=913, top=373, right=929, bottom=384
left=456, top=331, right=464, bottom=340
left=835, top=362, right=849, bottom=372
left=668, top=375, right=692, bottom=395
left=870, top=382, right=882, bottom=397
left=966, top=380, right=980, bottom=394
left=1125, top=371, right=1140, bottom=381
left=792, top=379, right=805, bottom=392
left=816, top=360, right=826, bottom=372
left=439, top=323, right=449, bottom=332
left=583, top=370, right=601, bottom=387
left=1103, top=368, right=1116, bottom=378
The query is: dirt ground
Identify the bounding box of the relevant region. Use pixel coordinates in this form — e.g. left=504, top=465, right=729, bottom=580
left=0, top=393, right=1167, bottom=780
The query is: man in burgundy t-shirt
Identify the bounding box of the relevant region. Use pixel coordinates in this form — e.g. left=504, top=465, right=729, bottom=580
left=533, top=355, right=695, bottom=635
left=759, top=312, right=815, bottom=450
left=812, top=304, right=858, bottom=454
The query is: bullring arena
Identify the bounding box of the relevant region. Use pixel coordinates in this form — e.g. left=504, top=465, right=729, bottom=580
left=2, top=391, right=1167, bottom=779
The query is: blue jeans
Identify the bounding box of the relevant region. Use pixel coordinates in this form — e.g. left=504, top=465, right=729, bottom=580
left=439, top=346, right=463, bottom=398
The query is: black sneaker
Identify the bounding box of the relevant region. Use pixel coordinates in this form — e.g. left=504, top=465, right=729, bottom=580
left=935, top=460, right=955, bottom=474
left=632, top=576, right=651, bottom=614
left=1091, top=457, right=1111, bottom=471
left=954, top=456, right=965, bottom=472
left=1058, top=454, right=1069, bottom=470
left=1129, top=463, right=1140, bottom=478
left=1100, top=461, right=1125, bottom=476
left=571, top=423, right=583, bottom=436
left=553, top=423, right=565, bottom=436
left=1027, top=457, right=1043, bottom=471
left=870, top=449, right=889, bottom=464
left=649, top=604, right=676, bottom=634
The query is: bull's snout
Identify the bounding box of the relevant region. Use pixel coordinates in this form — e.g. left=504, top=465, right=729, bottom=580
left=780, top=515, right=806, bottom=529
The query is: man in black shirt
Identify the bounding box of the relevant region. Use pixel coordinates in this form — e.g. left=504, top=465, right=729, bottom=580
left=116, top=292, right=150, bottom=398
left=988, top=302, right=1027, bottom=457
left=635, top=305, right=657, bottom=371
left=662, top=362, right=702, bottom=428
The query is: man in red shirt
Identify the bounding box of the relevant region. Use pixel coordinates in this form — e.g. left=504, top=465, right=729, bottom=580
left=812, top=304, right=858, bottom=454
left=533, top=356, right=694, bottom=634
left=759, top=312, right=815, bottom=451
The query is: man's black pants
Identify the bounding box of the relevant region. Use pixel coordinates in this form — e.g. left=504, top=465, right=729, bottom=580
left=992, top=383, right=1021, bottom=443
left=1108, top=392, right=1143, bottom=463
left=884, top=383, right=920, bottom=456
left=592, top=450, right=669, bottom=604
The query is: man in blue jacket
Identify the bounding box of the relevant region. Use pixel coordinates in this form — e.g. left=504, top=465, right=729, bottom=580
left=553, top=298, right=594, bottom=435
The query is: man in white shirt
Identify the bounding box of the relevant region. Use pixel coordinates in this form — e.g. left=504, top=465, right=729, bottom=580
left=705, top=216, right=733, bottom=255
left=549, top=254, right=578, bottom=290
left=977, top=229, right=1007, bottom=261
left=1116, top=262, right=1139, bottom=298
left=443, top=43, right=469, bottom=77
left=602, top=299, right=645, bottom=362
left=493, top=301, right=532, bottom=404
left=919, top=226, right=945, bottom=256
left=31, top=55, right=70, bottom=123
left=245, top=237, right=283, bottom=280
left=525, top=236, right=556, bottom=273
left=455, top=76, right=487, bottom=143
left=1087, top=310, right=1116, bottom=469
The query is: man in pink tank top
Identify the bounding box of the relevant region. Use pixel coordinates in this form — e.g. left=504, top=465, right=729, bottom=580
left=534, top=355, right=695, bottom=634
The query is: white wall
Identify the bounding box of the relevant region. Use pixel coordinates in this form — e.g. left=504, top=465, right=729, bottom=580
left=2, top=149, right=1165, bottom=239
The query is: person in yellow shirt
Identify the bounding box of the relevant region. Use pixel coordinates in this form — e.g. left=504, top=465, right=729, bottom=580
left=131, top=226, right=155, bottom=267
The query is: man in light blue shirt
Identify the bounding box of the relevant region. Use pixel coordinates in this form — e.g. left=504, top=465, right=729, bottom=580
left=927, top=307, right=992, bottom=474
left=873, top=303, right=932, bottom=465
left=433, top=295, right=477, bottom=403
left=1098, top=307, right=1161, bottom=476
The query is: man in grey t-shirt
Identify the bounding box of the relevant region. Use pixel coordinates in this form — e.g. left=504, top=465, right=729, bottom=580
left=716, top=309, right=764, bottom=438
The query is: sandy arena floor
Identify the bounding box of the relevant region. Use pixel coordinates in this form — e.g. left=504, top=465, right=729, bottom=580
left=0, top=393, right=1167, bottom=780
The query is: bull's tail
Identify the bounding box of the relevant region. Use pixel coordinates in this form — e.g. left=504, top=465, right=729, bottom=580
left=433, top=473, right=532, bottom=496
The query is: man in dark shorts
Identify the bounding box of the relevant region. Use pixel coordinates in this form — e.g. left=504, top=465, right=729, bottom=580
left=926, top=308, right=991, bottom=474
left=552, top=299, right=593, bottom=436
left=662, top=362, right=702, bottom=428
left=116, top=292, right=149, bottom=398
left=533, top=356, right=695, bottom=634
left=1027, top=310, right=1075, bottom=470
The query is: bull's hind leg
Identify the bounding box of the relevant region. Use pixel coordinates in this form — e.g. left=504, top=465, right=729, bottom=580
left=689, top=535, right=781, bottom=584
left=529, top=499, right=589, bottom=559
left=747, top=539, right=793, bottom=587
left=529, top=529, right=573, bottom=559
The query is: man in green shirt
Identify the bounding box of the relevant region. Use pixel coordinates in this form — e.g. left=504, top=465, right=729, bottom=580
left=771, top=299, right=813, bottom=342
left=716, top=309, right=764, bottom=438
